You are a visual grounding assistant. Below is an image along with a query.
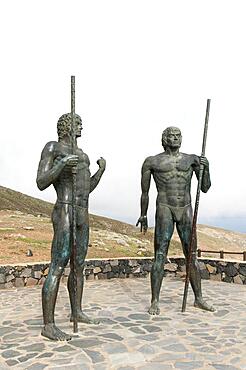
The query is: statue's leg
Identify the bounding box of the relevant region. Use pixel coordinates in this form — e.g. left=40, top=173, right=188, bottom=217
left=176, top=206, right=215, bottom=312
left=41, top=209, right=72, bottom=340
left=149, top=205, right=174, bottom=315
left=68, top=209, right=99, bottom=324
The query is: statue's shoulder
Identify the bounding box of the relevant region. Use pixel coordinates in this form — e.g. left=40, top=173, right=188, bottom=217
left=180, top=152, right=199, bottom=165
left=142, top=152, right=164, bottom=170
left=41, top=141, right=58, bottom=156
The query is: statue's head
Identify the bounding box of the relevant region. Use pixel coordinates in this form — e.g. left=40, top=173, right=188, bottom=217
left=162, top=126, right=182, bottom=150
left=57, top=113, right=82, bottom=140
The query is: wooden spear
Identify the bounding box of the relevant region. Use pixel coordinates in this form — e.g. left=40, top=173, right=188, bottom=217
left=181, top=99, right=211, bottom=312
left=70, top=75, right=78, bottom=332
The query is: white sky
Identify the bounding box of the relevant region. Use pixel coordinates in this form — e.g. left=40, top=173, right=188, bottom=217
left=0, top=1, right=246, bottom=231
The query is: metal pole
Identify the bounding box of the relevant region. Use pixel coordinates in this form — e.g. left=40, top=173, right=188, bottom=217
left=71, top=76, right=78, bottom=332
left=181, top=99, right=211, bottom=312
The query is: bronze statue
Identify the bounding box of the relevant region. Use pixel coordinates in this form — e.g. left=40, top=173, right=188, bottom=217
left=37, top=112, right=106, bottom=340
left=136, top=126, right=214, bottom=315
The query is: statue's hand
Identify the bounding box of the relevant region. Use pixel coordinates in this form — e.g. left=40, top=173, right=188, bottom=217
left=63, top=155, right=79, bottom=172
left=200, top=155, right=209, bottom=168
left=136, top=216, right=148, bottom=234
left=97, top=157, right=106, bottom=170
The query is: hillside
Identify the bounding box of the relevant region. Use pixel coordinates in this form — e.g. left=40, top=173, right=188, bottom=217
left=0, top=186, right=245, bottom=264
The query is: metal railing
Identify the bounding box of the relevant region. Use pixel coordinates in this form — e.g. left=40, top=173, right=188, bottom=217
left=197, top=249, right=246, bottom=261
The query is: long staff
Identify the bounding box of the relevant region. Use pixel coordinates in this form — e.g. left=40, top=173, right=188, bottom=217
left=181, top=99, right=211, bottom=312
left=70, top=75, right=78, bottom=332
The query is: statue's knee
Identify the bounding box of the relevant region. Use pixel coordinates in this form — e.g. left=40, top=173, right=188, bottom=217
left=52, top=264, right=66, bottom=276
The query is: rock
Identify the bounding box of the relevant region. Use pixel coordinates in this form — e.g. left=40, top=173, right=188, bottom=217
left=5, top=282, right=14, bottom=289
left=26, top=249, right=33, bottom=257
left=6, top=274, right=15, bottom=282
left=43, top=267, right=49, bottom=276
left=93, top=267, right=101, bottom=274
left=20, top=268, right=32, bottom=278
left=38, top=277, right=46, bottom=285
left=225, top=263, right=238, bottom=277
left=15, top=278, right=25, bottom=287
left=116, top=238, right=129, bottom=247
left=103, top=264, right=112, bottom=273
left=23, top=227, right=34, bottom=230
left=233, top=275, right=243, bottom=284
left=129, top=259, right=138, bottom=267
left=165, top=263, right=178, bottom=272
left=34, top=271, right=42, bottom=279
left=110, top=259, right=119, bottom=267
left=0, top=273, right=6, bottom=284
left=86, top=275, right=94, bottom=280
left=26, top=278, right=38, bottom=286
left=239, top=265, right=246, bottom=276
left=206, top=264, right=217, bottom=274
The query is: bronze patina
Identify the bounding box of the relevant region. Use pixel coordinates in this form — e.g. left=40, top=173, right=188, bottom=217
left=136, top=123, right=215, bottom=315
left=36, top=78, right=106, bottom=341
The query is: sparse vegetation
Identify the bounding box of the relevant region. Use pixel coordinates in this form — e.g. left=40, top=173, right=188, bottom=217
left=0, top=186, right=245, bottom=264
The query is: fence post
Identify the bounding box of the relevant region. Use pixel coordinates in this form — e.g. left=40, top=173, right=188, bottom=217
left=220, top=250, right=224, bottom=259
left=197, top=249, right=201, bottom=257
left=243, top=251, right=246, bottom=261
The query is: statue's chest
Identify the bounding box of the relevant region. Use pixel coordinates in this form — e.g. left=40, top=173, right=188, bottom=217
left=155, top=156, right=191, bottom=171
left=153, top=156, right=193, bottom=180
left=53, top=148, right=89, bottom=172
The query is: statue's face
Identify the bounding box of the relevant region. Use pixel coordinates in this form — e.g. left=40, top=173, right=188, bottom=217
left=75, top=118, right=83, bottom=138
left=166, top=128, right=182, bottom=148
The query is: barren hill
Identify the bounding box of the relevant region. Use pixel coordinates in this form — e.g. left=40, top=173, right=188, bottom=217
left=0, top=186, right=245, bottom=264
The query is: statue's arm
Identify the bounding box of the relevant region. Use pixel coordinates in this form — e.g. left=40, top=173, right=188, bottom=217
left=90, top=157, right=106, bottom=193
left=193, top=155, right=211, bottom=193
left=36, top=142, right=67, bottom=191
left=136, top=158, right=152, bottom=232
left=140, top=158, right=152, bottom=215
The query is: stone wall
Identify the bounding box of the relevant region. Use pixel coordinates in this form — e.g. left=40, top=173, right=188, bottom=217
left=0, top=257, right=245, bottom=289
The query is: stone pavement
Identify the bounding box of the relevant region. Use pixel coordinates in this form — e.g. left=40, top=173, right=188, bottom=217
left=0, top=277, right=245, bottom=369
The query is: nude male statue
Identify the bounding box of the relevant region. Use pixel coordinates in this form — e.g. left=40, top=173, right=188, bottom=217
left=136, top=126, right=214, bottom=315
left=37, top=113, right=106, bottom=340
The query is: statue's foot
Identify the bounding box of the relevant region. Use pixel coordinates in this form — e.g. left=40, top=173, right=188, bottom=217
left=70, top=311, right=100, bottom=324
left=194, top=299, right=215, bottom=312
left=41, top=324, right=71, bottom=341
left=148, top=301, right=160, bottom=315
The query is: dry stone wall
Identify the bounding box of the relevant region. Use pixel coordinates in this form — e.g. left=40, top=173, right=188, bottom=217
left=0, top=257, right=245, bottom=289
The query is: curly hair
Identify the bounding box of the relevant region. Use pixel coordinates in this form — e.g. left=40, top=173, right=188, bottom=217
left=162, top=126, right=181, bottom=150
left=57, top=113, right=82, bottom=139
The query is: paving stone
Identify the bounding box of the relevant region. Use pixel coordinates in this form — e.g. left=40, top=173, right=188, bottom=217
left=2, top=349, right=21, bottom=358
left=70, top=338, right=104, bottom=348
left=5, top=359, right=19, bottom=366
left=174, top=361, right=205, bottom=369
left=143, top=325, right=162, bottom=333
left=102, top=342, right=128, bottom=354
left=18, top=352, right=38, bottom=362
left=99, top=332, right=123, bottom=341
left=19, top=343, right=45, bottom=352
left=84, top=349, right=105, bottom=363
left=0, top=277, right=245, bottom=369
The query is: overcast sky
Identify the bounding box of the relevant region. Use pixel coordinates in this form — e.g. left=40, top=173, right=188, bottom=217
left=0, top=1, right=246, bottom=232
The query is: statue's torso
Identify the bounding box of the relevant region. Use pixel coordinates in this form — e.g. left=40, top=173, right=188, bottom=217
left=53, top=142, right=90, bottom=208
left=150, top=152, right=197, bottom=207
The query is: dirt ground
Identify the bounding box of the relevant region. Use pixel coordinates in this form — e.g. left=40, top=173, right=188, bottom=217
left=0, top=210, right=245, bottom=264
